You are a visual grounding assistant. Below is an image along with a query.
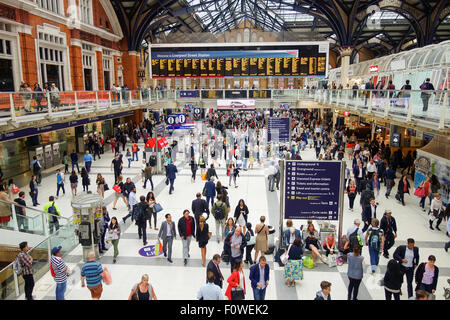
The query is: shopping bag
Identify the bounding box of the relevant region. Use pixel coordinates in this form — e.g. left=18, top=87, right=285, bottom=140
left=280, top=245, right=292, bottom=265
left=201, top=174, right=207, bottom=181
left=103, top=184, right=109, bottom=191
left=414, top=187, right=425, bottom=197
left=328, top=254, right=337, bottom=268
left=302, top=256, right=314, bottom=269
left=103, top=267, right=112, bottom=285
left=154, top=203, right=163, bottom=213
left=113, top=185, right=121, bottom=193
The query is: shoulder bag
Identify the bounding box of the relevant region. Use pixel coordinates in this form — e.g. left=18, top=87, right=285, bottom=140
left=230, top=274, right=245, bottom=300
left=280, top=244, right=292, bottom=265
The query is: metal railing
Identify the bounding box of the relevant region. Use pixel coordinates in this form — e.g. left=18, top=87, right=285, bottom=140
left=0, top=199, right=71, bottom=236
left=0, top=221, right=77, bottom=300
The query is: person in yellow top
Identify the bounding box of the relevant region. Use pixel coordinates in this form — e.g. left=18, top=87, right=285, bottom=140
left=43, top=196, right=61, bottom=233
left=131, top=142, right=139, bottom=162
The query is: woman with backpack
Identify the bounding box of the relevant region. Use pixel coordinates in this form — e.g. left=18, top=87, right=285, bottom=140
left=128, top=274, right=157, bottom=300
left=364, top=218, right=385, bottom=274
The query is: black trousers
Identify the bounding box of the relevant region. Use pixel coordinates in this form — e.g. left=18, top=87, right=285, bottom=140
left=245, top=245, right=254, bottom=264
left=149, top=211, right=157, bottom=228
left=347, top=277, right=361, bottom=300
left=384, top=289, right=400, bottom=300
left=23, top=274, right=34, bottom=300
left=400, top=266, right=415, bottom=298
left=138, top=223, right=147, bottom=244
left=383, top=232, right=395, bottom=256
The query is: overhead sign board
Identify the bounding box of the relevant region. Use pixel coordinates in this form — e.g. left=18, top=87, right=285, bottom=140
left=267, top=117, right=290, bottom=143
left=284, top=161, right=342, bottom=220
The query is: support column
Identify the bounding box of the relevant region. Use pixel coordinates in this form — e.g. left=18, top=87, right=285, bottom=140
left=121, top=51, right=139, bottom=90
left=338, top=46, right=353, bottom=89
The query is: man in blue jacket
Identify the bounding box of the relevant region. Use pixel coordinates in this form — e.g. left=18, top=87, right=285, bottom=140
left=70, top=150, right=79, bottom=173
left=166, top=162, right=178, bottom=195
left=204, top=177, right=216, bottom=209
left=249, top=256, right=270, bottom=300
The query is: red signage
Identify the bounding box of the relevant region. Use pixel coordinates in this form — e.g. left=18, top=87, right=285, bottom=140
left=145, top=137, right=156, bottom=149
left=369, top=65, right=379, bottom=73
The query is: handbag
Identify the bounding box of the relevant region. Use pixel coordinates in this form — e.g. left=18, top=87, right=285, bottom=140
left=165, top=178, right=169, bottom=185
left=202, top=184, right=207, bottom=196
left=12, top=186, right=20, bottom=194
left=231, top=287, right=245, bottom=300
left=113, top=185, right=121, bottom=193
left=280, top=244, right=292, bottom=265
left=208, top=232, right=212, bottom=239
left=414, top=187, right=425, bottom=197
left=328, top=254, right=337, bottom=268
left=154, top=203, right=163, bottom=213
left=103, top=184, right=109, bottom=191
left=102, top=267, right=112, bottom=285
left=105, top=232, right=118, bottom=241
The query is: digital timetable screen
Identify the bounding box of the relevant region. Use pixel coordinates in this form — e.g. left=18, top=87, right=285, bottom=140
left=150, top=43, right=328, bottom=78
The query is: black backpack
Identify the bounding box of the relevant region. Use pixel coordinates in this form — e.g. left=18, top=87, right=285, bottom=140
left=133, top=204, right=145, bottom=222
left=214, top=202, right=225, bottom=220
left=349, top=228, right=361, bottom=250
left=33, top=161, right=40, bottom=173
left=48, top=202, right=58, bottom=223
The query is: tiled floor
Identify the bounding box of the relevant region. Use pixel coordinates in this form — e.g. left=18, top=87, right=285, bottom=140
left=15, top=133, right=450, bottom=300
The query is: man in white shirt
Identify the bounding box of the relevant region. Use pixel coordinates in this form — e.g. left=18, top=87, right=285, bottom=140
left=267, top=161, right=277, bottom=192
left=197, top=271, right=224, bottom=300
left=366, top=159, right=377, bottom=179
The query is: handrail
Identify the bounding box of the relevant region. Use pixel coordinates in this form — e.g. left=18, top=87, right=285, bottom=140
left=0, top=198, right=70, bottom=222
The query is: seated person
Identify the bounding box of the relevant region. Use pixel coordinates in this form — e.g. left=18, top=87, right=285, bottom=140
left=283, top=220, right=302, bottom=249
left=304, top=224, right=326, bottom=265
left=322, top=232, right=336, bottom=257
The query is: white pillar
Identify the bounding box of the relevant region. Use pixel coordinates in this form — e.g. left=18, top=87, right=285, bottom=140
left=338, top=47, right=353, bottom=89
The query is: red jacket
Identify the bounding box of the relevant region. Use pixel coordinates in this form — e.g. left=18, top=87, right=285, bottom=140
left=225, top=269, right=246, bottom=300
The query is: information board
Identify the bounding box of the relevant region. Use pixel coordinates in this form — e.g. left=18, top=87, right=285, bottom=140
left=284, top=161, right=342, bottom=220
left=267, top=117, right=290, bottom=143
left=150, top=43, right=328, bottom=78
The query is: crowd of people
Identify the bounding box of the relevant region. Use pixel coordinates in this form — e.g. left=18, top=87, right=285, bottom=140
left=7, top=108, right=449, bottom=301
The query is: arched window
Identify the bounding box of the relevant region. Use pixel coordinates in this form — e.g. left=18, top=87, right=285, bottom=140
left=251, top=33, right=257, bottom=42
left=243, top=28, right=250, bottom=42
left=237, top=33, right=242, bottom=42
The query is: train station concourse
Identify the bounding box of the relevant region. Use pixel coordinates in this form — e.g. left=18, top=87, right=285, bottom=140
left=0, top=0, right=449, bottom=306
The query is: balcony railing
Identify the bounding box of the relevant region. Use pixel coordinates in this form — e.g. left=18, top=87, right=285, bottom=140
left=0, top=88, right=448, bottom=129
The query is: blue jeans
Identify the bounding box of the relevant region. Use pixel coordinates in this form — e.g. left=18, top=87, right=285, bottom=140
left=132, top=152, right=138, bottom=161
left=206, top=196, right=214, bottom=209
left=128, top=158, right=132, bottom=168
left=243, top=158, right=248, bottom=169
left=72, top=162, right=79, bottom=172
left=368, top=247, right=380, bottom=272
left=56, top=281, right=66, bottom=300
left=143, top=177, right=154, bottom=190
left=32, top=189, right=38, bottom=206
left=85, top=161, right=92, bottom=173
left=419, top=196, right=426, bottom=209
left=169, top=178, right=175, bottom=193
left=253, top=287, right=266, bottom=300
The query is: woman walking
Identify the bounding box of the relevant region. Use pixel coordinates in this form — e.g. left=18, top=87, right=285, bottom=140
left=254, top=216, right=269, bottom=263
left=96, top=173, right=105, bottom=198
left=234, top=199, right=249, bottom=227
left=128, top=274, right=157, bottom=300
left=224, top=217, right=236, bottom=240
left=347, top=246, right=364, bottom=300
left=196, top=216, right=210, bottom=267
left=146, top=191, right=157, bottom=230
left=383, top=259, right=403, bottom=300
left=283, top=238, right=303, bottom=287
left=396, top=175, right=410, bottom=206
left=418, top=177, right=430, bottom=212
left=80, top=167, right=90, bottom=192
left=107, top=217, right=121, bottom=263
left=429, top=193, right=446, bottom=230
left=69, top=171, right=78, bottom=196
left=112, top=176, right=127, bottom=210
left=225, top=260, right=246, bottom=300
left=228, top=161, right=236, bottom=187
left=190, top=157, right=197, bottom=183
left=415, top=255, right=439, bottom=295
left=62, top=151, right=69, bottom=174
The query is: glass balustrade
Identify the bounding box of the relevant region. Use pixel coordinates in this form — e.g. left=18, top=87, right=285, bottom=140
left=0, top=220, right=77, bottom=300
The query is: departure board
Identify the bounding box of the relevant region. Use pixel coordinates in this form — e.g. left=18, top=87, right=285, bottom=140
left=150, top=43, right=328, bottom=78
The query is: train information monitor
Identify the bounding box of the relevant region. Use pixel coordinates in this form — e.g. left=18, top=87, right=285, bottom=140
left=150, top=42, right=328, bottom=78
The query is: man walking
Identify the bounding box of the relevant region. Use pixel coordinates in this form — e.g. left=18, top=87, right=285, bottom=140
left=385, top=165, right=396, bottom=198
left=30, top=155, right=42, bottom=185
left=197, top=272, right=224, bottom=300
left=249, top=256, right=270, bottom=300
left=134, top=195, right=150, bottom=245
left=192, top=192, right=209, bottom=227
left=393, top=238, right=419, bottom=299
left=83, top=151, right=93, bottom=173
left=56, top=169, right=65, bottom=198
left=166, top=162, right=178, bottom=195
left=111, top=154, right=123, bottom=184
left=362, top=198, right=377, bottom=233
left=122, top=186, right=137, bottom=223
left=211, top=195, right=228, bottom=243
left=267, top=161, right=277, bottom=192
left=17, top=241, right=34, bottom=300
left=81, top=252, right=104, bottom=300
left=419, top=78, right=435, bottom=112
left=224, top=226, right=247, bottom=273
left=380, top=210, right=397, bottom=258
left=51, top=246, right=69, bottom=300
left=206, top=254, right=224, bottom=288
left=143, top=163, right=154, bottom=190
left=178, top=209, right=196, bottom=265
left=158, top=213, right=177, bottom=263
left=43, top=196, right=61, bottom=233
left=70, top=150, right=79, bottom=173
left=204, top=177, right=216, bottom=210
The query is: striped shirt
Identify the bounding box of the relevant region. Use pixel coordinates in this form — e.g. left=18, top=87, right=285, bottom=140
left=51, top=255, right=67, bottom=283
left=81, top=261, right=103, bottom=287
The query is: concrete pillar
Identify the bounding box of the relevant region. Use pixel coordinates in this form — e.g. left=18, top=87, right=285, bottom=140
left=338, top=46, right=353, bottom=88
